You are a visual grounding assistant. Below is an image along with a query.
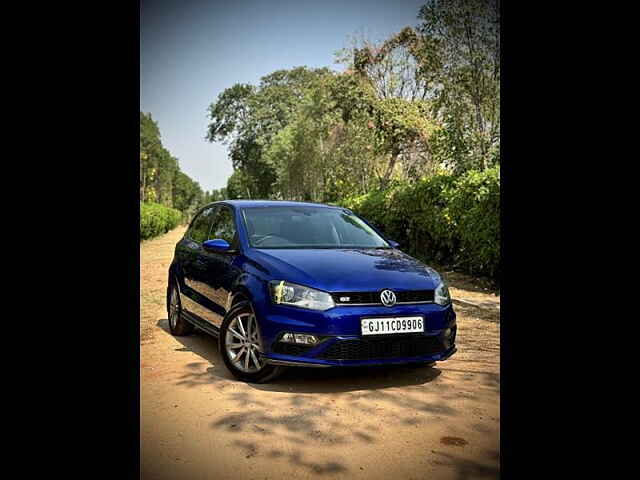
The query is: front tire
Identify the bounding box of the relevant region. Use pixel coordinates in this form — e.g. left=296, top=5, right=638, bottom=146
left=219, top=301, right=283, bottom=383
left=167, top=282, right=194, bottom=336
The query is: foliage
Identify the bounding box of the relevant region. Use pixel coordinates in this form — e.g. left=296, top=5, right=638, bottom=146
left=417, top=0, right=500, bottom=172
left=447, top=166, right=500, bottom=277
left=206, top=67, right=333, bottom=199
left=225, top=169, right=256, bottom=199
left=343, top=166, right=500, bottom=279
left=336, top=27, right=438, bottom=102
left=172, top=171, right=204, bottom=217
left=140, top=202, right=183, bottom=241
left=208, top=66, right=441, bottom=201
left=207, top=0, right=502, bottom=199
left=203, top=187, right=227, bottom=203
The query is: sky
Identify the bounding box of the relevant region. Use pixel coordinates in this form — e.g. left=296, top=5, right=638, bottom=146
left=140, top=0, right=426, bottom=192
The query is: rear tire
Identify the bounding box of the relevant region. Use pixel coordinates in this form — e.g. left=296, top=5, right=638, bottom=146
left=167, top=282, right=194, bottom=336
left=219, top=301, right=284, bottom=383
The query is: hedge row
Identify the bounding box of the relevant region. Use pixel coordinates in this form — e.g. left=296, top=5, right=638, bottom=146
left=342, top=166, right=500, bottom=280
left=140, top=202, right=183, bottom=241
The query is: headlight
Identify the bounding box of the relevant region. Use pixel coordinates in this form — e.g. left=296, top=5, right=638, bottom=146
left=435, top=280, right=451, bottom=306
left=269, top=280, right=335, bottom=311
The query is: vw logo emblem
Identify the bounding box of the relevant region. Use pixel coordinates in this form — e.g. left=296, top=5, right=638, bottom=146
left=380, top=289, right=396, bottom=307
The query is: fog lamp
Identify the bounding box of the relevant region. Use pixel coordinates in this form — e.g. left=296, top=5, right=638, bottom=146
left=281, top=333, right=296, bottom=343
left=295, top=333, right=318, bottom=345
left=280, top=332, right=318, bottom=345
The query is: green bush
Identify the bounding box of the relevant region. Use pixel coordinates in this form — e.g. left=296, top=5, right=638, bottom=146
left=140, top=202, right=183, bottom=241
left=447, top=167, right=500, bottom=279
left=342, top=166, right=500, bottom=280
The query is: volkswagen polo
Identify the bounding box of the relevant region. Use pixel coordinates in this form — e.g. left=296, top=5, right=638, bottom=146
left=167, top=200, right=457, bottom=382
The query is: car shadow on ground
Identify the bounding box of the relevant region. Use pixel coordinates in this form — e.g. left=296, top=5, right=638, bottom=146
left=154, top=318, right=498, bottom=479
left=254, top=364, right=442, bottom=394
left=156, top=318, right=442, bottom=393
left=156, top=318, right=233, bottom=382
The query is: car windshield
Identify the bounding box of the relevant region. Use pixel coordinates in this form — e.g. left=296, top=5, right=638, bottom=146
left=242, top=206, right=390, bottom=249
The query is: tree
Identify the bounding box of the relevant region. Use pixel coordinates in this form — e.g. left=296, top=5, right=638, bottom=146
left=140, top=111, right=204, bottom=217
left=172, top=171, right=203, bottom=215
left=336, top=27, right=438, bottom=102
left=154, top=148, right=179, bottom=207
left=336, top=35, right=442, bottom=184
left=417, top=0, right=500, bottom=171
left=323, top=72, right=436, bottom=189
left=206, top=67, right=333, bottom=199
left=226, top=170, right=254, bottom=199
left=140, top=112, right=162, bottom=202
left=209, top=64, right=438, bottom=201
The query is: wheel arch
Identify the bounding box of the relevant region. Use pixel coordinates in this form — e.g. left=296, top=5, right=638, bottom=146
left=167, top=262, right=186, bottom=312
left=168, top=261, right=181, bottom=287
left=227, top=270, right=266, bottom=312
left=227, top=286, right=253, bottom=311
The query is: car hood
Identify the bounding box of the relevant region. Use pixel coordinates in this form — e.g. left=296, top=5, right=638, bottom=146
left=246, top=248, right=442, bottom=292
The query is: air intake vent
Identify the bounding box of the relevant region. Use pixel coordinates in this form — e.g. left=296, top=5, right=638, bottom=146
left=319, top=335, right=445, bottom=361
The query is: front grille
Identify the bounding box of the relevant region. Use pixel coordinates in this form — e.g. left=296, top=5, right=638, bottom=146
left=332, top=291, right=379, bottom=304
left=318, top=335, right=445, bottom=361
left=271, top=342, right=315, bottom=356
left=398, top=290, right=435, bottom=303
left=332, top=289, right=434, bottom=305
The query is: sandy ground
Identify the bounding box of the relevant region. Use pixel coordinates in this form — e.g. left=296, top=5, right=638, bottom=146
left=140, top=226, right=500, bottom=480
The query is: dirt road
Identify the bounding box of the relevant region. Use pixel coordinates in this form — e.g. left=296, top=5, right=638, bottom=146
left=140, top=226, right=500, bottom=480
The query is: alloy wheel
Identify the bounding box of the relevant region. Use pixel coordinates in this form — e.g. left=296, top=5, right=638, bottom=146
left=225, top=313, right=263, bottom=373
left=169, top=287, right=179, bottom=329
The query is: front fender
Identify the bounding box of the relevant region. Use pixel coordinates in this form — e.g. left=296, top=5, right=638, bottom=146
left=229, top=271, right=267, bottom=312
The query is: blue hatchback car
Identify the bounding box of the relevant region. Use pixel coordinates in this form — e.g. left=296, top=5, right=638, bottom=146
left=167, top=200, right=457, bottom=382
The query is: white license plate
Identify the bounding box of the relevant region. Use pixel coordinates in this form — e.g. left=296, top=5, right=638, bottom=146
left=361, top=316, right=424, bottom=336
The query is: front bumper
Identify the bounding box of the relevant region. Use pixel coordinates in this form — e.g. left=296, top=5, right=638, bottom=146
left=264, top=345, right=457, bottom=368
left=254, top=301, right=457, bottom=367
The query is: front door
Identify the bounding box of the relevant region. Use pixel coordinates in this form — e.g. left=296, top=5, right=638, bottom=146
left=196, top=205, right=241, bottom=324
left=179, top=205, right=224, bottom=326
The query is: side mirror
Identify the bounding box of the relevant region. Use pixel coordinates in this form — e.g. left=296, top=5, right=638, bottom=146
left=202, top=238, right=231, bottom=253
left=389, top=240, right=400, bottom=249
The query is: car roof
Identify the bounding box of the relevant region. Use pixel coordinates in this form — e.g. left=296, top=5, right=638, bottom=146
left=217, top=200, right=343, bottom=209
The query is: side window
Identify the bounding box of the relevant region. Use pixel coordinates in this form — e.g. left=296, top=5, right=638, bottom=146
left=210, top=206, right=236, bottom=244
left=188, top=207, right=216, bottom=243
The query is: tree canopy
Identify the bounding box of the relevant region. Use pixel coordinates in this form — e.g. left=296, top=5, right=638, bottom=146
left=206, top=0, right=499, bottom=201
